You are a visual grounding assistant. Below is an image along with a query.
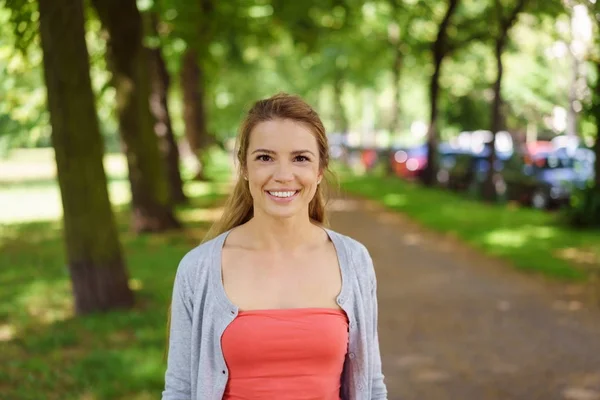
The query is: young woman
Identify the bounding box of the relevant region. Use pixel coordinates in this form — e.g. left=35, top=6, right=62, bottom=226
left=162, top=93, right=387, bottom=400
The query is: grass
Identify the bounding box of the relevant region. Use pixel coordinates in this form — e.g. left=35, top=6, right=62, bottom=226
left=0, top=149, right=232, bottom=399
left=341, top=173, right=600, bottom=281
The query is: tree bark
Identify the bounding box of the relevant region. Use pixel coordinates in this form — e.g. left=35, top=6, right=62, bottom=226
left=567, top=50, right=580, bottom=137
left=333, top=69, right=349, bottom=134
left=482, top=0, right=528, bottom=202
left=180, top=48, right=211, bottom=181
left=389, top=45, right=403, bottom=136
left=593, top=61, right=600, bottom=187
left=482, top=39, right=504, bottom=202
left=148, top=15, right=187, bottom=205
left=37, top=0, right=134, bottom=314
left=91, top=0, right=180, bottom=232
left=421, top=0, right=459, bottom=186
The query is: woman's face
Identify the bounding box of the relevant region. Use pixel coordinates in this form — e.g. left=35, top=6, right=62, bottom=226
left=245, top=118, right=323, bottom=221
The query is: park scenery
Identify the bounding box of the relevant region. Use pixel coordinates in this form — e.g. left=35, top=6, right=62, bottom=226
left=1, top=0, right=600, bottom=399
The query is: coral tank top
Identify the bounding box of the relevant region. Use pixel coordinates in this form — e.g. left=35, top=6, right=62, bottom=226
left=221, top=307, right=349, bottom=400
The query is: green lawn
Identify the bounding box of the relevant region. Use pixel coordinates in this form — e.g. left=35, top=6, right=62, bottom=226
left=0, top=149, right=231, bottom=399
left=341, top=174, right=600, bottom=281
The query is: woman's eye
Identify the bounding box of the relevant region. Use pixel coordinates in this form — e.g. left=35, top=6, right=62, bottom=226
left=295, top=155, right=310, bottom=162
left=256, top=154, right=272, bottom=162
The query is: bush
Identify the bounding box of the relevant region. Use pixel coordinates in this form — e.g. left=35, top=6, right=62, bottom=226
left=562, top=184, right=600, bottom=228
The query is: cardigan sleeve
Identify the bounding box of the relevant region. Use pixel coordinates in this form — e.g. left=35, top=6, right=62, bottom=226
left=365, top=248, right=388, bottom=399
left=162, top=260, right=194, bottom=400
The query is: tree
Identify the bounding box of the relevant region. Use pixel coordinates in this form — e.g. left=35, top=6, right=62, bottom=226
left=594, top=58, right=600, bottom=186
left=421, top=0, right=492, bottom=186
left=180, top=47, right=212, bottom=180
left=482, top=0, right=529, bottom=202
left=422, top=0, right=460, bottom=186
left=147, top=12, right=187, bottom=205
left=587, top=1, right=600, bottom=187
left=37, top=0, right=134, bottom=314
left=386, top=0, right=427, bottom=136
left=90, top=0, right=180, bottom=233
left=173, top=0, right=217, bottom=181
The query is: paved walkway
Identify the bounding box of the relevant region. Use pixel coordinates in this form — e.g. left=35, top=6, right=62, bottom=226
left=329, top=194, right=600, bottom=400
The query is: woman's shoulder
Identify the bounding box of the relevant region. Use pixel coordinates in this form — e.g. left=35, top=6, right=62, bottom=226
left=175, top=231, right=228, bottom=282
left=326, top=229, right=370, bottom=256
left=325, top=229, right=374, bottom=272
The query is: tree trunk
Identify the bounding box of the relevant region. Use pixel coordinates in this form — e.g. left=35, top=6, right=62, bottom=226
left=567, top=50, right=580, bottom=137
left=483, top=0, right=528, bottom=202
left=389, top=45, right=403, bottom=136
left=421, top=0, right=459, bottom=186
left=91, top=0, right=180, bottom=233
left=181, top=49, right=211, bottom=181
left=333, top=70, right=349, bottom=134
left=148, top=15, right=187, bottom=205
left=422, top=59, right=442, bottom=186
left=38, top=0, right=134, bottom=314
left=482, top=39, right=504, bottom=202
left=594, top=61, right=600, bottom=187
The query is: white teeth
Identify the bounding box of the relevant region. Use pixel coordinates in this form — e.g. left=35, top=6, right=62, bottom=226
left=268, top=191, right=297, bottom=198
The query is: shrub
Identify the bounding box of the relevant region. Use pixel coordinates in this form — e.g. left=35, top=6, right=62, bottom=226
left=562, top=184, right=600, bottom=228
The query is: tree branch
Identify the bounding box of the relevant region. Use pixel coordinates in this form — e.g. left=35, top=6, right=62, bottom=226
left=434, top=0, right=460, bottom=58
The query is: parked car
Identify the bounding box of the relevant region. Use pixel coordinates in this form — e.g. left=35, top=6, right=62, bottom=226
left=436, top=143, right=511, bottom=194
left=501, top=149, right=579, bottom=209
left=571, top=147, right=596, bottom=184
left=435, top=149, right=471, bottom=189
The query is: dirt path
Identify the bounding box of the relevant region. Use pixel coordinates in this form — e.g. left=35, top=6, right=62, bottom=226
left=328, top=194, right=600, bottom=400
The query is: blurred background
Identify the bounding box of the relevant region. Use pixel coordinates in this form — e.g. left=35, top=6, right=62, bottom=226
left=1, top=0, right=600, bottom=399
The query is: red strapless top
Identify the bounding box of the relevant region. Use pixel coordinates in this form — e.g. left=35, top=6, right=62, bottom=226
left=221, top=307, right=349, bottom=400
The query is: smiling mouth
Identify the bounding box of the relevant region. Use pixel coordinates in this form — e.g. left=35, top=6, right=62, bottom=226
left=265, top=190, right=300, bottom=198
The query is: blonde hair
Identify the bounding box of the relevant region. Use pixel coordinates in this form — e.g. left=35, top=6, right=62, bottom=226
left=203, top=92, right=333, bottom=241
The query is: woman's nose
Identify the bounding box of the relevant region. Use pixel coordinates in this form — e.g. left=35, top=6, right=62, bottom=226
left=273, top=162, right=294, bottom=182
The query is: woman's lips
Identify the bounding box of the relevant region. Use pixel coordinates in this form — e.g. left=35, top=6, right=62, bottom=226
left=265, top=190, right=300, bottom=203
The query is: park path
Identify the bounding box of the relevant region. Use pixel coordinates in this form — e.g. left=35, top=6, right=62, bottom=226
left=328, top=193, right=600, bottom=400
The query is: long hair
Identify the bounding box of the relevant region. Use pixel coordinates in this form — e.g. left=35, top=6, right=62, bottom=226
left=203, top=92, right=333, bottom=241
left=166, top=93, right=334, bottom=358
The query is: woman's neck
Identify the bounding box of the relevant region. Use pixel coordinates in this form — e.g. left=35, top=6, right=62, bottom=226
left=242, top=214, right=323, bottom=252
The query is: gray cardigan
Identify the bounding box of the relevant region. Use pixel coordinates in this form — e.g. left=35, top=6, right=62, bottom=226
left=162, top=228, right=387, bottom=400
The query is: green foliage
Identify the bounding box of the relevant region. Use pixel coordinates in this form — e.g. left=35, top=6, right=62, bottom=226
left=0, top=5, right=49, bottom=151
left=0, top=0, right=596, bottom=153
left=3, top=0, right=37, bottom=53
left=562, top=185, right=600, bottom=228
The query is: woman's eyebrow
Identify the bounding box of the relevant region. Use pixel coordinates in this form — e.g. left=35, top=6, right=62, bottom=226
left=291, top=150, right=316, bottom=157
left=251, top=148, right=275, bottom=154
left=250, top=149, right=316, bottom=157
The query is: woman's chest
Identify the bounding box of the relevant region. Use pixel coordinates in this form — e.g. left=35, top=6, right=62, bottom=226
left=221, top=247, right=342, bottom=310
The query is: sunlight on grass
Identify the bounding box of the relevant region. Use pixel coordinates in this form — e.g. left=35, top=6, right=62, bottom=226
left=0, top=323, right=16, bottom=341
left=0, top=180, right=131, bottom=224
left=178, top=206, right=224, bottom=224
left=17, top=279, right=74, bottom=324
left=383, top=193, right=408, bottom=207
left=185, top=180, right=214, bottom=197
left=555, top=247, right=599, bottom=266
left=482, top=229, right=528, bottom=248
left=129, top=278, right=143, bottom=291
left=483, top=226, right=558, bottom=248
left=0, top=150, right=131, bottom=225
